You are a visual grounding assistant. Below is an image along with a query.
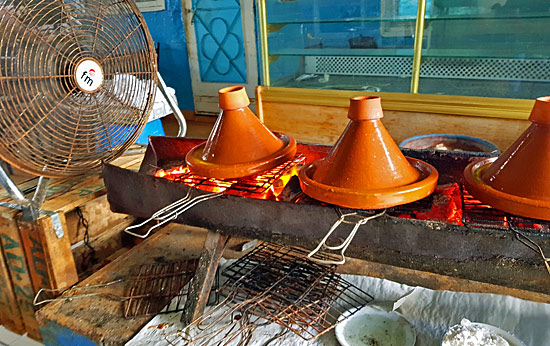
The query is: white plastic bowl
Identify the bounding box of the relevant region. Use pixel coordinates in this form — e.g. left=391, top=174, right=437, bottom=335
left=335, top=305, right=416, bottom=346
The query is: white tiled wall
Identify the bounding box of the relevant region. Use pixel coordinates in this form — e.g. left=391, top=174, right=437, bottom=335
left=0, top=327, right=42, bottom=346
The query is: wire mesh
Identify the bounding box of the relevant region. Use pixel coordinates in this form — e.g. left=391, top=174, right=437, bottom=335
left=0, top=0, right=157, bottom=177
left=156, top=154, right=305, bottom=198
left=461, top=184, right=550, bottom=235
left=219, top=242, right=374, bottom=340
left=124, top=259, right=199, bottom=318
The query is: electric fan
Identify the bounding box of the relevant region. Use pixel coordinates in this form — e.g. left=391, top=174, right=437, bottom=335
left=0, top=0, right=186, bottom=221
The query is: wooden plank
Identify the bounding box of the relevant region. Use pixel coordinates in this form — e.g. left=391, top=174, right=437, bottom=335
left=256, top=86, right=534, bottom=120
left=260, top=100, right=530, bottom=151
left=0, top=177, right=40, bottom=201
left=0, top=213, right=25, bottom=334
left=0, top=149, right=144, bottom=339
left=0, top=209, right=41, bottom=340
left=65, top=195, right=129, bottom=246
left=40, top=155, right=144, bottom=215
left=72, top=216, right=136, bottom=278
left=0, top=152, right=144, bottom=205
left=18, top=213, right=78, bottom=292
left=2, top=153, right=143, bottom=295
left=36, top=225, right=209, bottom=345
left=10, top=153, right=143, bottom=292
left=1, top=152, right=142, bottom=203
left=182, top=230, right=229, bottom=325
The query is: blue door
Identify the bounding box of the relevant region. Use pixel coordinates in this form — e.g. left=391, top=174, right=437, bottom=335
left=191, top=0, right=248, bottom=83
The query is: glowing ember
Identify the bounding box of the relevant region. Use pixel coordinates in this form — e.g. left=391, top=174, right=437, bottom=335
left=413, top=183, right=463, bottom=225
left=155, top=166, right=235, bottom=193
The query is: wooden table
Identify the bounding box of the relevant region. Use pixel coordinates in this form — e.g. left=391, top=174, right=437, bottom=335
left=36, top=223, right=550, bottom=345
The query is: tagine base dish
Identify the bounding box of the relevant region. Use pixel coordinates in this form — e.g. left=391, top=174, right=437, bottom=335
left=186, top=133, right=297, bottom=179
left=299, top=157, right=438, bottom=209
left=464, top=157, right=550, bottom=221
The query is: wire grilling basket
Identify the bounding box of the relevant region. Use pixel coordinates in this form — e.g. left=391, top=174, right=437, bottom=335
left=125, top=259, right=200, bottom=318
left=176, top=242, right=374, bottom=343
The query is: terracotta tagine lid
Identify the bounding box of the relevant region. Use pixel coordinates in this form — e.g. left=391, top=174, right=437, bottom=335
left=299, top=96, right=439, bottom=209
left=464, top=96, right=550, bottom=220
left=186, top=86, right=296, bottom=179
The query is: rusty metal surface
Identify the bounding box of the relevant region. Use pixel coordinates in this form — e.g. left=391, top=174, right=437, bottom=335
left=171, top=242, right=373, bottom=343
left=220, top=242, right=373, bottom=341
left=124, top=259, right=199, bottom=318
left=103, top=163, right=550, bottom=294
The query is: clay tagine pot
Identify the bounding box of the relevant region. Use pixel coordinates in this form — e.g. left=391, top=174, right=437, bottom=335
left=464, top=96, right=550, bottom=220
left=298, top=96, right=439, bottom=209
left=186, top=86, right=296, bottom=179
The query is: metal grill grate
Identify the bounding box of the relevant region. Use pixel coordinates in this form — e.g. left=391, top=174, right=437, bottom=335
left=156, top=154, right=305, bottom=198
left=124, top=259, right=199, bottom=318
left=461, top=184, right=550, bottom=235
left=305, top=56, right=550, bottom=82
left=221, top=242, right=374, bottom=340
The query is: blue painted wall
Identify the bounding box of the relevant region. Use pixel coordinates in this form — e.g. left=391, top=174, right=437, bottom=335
left=142, top=0, right=195, bottom=110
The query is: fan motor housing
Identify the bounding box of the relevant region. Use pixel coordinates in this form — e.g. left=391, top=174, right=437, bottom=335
left=74, top=58, right=104, bottom=93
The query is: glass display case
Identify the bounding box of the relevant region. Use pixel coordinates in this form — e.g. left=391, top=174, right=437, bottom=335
left=260, top=0, right=550, bottom=99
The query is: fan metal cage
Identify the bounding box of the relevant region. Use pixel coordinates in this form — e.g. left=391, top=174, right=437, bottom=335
left=0, top=0, right=157, bottom=177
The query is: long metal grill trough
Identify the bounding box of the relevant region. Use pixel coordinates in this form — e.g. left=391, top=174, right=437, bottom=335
left=103, top=137, right=550, bottom=295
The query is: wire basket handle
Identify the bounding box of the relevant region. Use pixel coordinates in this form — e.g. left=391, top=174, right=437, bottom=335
left=307, top=210, right=386, bottom=265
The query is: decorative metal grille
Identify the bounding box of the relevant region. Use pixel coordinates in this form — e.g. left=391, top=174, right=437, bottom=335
left=306, top=56, right=413, bottom=77
left=192, top=0, right=247, bottom=83
left=305, top=56, right=550, bottom=82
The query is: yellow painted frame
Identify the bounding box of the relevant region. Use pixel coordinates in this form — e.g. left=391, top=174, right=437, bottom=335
left=410, top=0, right=427, bottom=93
left=256, top=0, right=536, bottom=121
left=257, top=0, right=270, bottom=86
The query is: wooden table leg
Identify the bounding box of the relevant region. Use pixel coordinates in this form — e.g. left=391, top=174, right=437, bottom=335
left=182, top=229, right=229, bottom=325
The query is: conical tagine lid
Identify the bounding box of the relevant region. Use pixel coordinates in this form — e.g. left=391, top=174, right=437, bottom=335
left=186, top=86, right=296, bottom=179
left=464, top=96, right=550, bottom=220
left=298, top=96, right=438, bottom=209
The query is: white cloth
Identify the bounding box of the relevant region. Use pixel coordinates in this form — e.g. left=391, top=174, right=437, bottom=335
left=127, top=273, right=550, bottom=346
left=109, top=74, right=177, bottom=123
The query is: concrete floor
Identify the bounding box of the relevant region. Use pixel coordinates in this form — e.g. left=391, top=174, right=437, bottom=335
left=0, top=327, right=42, bottom=346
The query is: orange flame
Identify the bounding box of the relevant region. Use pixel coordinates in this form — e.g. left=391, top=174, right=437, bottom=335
left=154, top=162, right=300, bottom=200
